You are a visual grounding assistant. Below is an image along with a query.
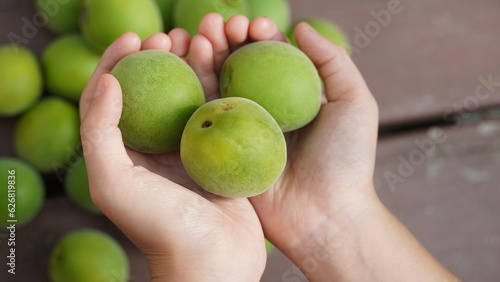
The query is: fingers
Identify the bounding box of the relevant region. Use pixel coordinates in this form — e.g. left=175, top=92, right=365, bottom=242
left=141, top=32, right=172, bottom=52
left=80, top=32, right=141, bottom=120
left=294, top=23, right=371, bottom=103
left=248, top=17, right=287, bottom=42
left=168, top=28, right=191, bottom=57
left=80, top=74, right=133, bottom=192
left=225, top=14, right=250, bottom=51
left=191, top=14, right=286, bottom=96
left=189, top=34, right=220, bottom=101
left=199, top=13, right=229, bottom=74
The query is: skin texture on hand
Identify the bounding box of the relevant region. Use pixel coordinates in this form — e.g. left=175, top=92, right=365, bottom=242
left=80, top=13, right=459, bottom=282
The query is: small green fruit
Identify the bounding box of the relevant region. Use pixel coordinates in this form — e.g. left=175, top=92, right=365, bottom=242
left=112, top=50, right=205, bottom=153
left=36, top=0, right=84, bottom=33
left=80, top=0, right=163, bottom=53
left=49, top=229, right=129, bottom=282
left=181, top=97, right=286, bottom=198
left=0, top=45, right=42, bottom=116
left=154, top=0, right=176, bottom=32
left=42, top=35, right=100, bottom=102
left=14, top=97, right=81, bottom=173
left=221, top=41, right=322, bottom=132
left=289, top=18, right=351, bottom=54
left=248, top=0, right=291, bottom=33
left=174, top=0, right=250, bottom=36
left=64, top=158, right=101, bottom=214
left=0, top=158, right=44, bottom=228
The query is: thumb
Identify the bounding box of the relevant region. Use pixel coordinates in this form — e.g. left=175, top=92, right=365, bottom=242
left=294, top=22, right=371, bottom=103
left=80, top=74, right=133, bottom=203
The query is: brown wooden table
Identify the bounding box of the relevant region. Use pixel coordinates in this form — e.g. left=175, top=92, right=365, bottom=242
left=1, top=0, right=499, bottom=281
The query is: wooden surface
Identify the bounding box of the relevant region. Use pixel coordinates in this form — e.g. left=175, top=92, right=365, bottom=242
left=0, top=197, right=150, bottom=282
left=1, top=0, right=499, bottom=281
left=290, top=0, right=500, bottom=127
left=374, top=118, right=500, bottom=282
left=289, top=0, right=500, bottom=127
left=2, top=0, right=500, bottom=127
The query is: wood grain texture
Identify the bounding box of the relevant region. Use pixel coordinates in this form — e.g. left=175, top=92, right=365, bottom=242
left=262, top=118, right=500, bottom=282
left=288, top=0, right=500, bottom=127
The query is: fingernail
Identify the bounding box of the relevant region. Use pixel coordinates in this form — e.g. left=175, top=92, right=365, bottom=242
left=95, top=76, right=107, bottom=97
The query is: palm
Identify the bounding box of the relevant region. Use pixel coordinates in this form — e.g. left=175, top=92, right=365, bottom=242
left=127, top=162, right=264, bottom=252
left=120, top=147, right=266, bottom=267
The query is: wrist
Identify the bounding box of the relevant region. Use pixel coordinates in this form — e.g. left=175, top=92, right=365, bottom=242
left=281, top=185, right=458, bottom=282
left=279, top=184, right=380, bottom=281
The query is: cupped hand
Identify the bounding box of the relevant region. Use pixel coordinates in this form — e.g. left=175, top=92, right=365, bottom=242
left=189, top=15, right=458, bottom=282
left=190, top=14, right=379, bottom=253
left=79, top=32, right=266, bottom=281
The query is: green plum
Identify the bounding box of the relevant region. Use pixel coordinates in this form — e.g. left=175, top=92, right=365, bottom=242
left=0, top=45, right=42, bottom=116
left=64, top=158, right=101, bottom=214
left=220, top=41, right=322, bottom=132
left=154, top=0, right=177, bottom=32
left=42, top=35, right=100, bottom=102
left=174, top=0, right=250, bottom=36
left=49, top=229, right=129, bottom=282
left=14, top=97, right=80, bottom=173
left=111, top=50, right=205, bottom=153
left=248, top=0, right=291, bottom=32
left=80, top=0, right=163, bottom=53
left=289, top=18, right=351, bottom=54
left=0, top=158, right=44, bottom=228
left=36, top=0, right=84, bottom=33
left=181, top=97, right=286, bottom=198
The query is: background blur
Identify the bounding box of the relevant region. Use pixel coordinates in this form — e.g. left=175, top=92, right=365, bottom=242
left=1, top=0, right=499, bottom=281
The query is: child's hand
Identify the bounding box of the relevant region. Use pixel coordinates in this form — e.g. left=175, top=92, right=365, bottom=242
left=79, top=13, right=457, bottom=282
left=79, top=31, right=266, bottom=282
